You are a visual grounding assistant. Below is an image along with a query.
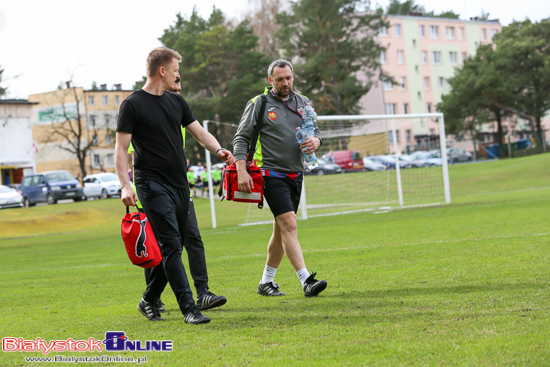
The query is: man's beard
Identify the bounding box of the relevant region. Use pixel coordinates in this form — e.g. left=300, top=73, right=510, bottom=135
left=275, top=87, right=291, bottom=98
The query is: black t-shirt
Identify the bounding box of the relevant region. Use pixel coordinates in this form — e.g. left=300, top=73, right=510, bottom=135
left=116, top=89, right=196, bottom=188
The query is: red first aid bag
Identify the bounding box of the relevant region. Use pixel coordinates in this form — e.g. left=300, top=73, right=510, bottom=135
left=221, top=159, right=264, bottom=208
left=121, top=207, right=162, bottom=268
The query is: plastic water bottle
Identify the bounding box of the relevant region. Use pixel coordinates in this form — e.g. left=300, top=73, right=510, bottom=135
left=296, top=103, right=319, bottom=169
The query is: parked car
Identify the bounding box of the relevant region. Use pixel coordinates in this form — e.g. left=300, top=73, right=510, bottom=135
left=82, top=177, right=104, bottom=200
left=321, top=150, right=364, bottom=171
left=446, top=147, right=472, bottom=163
left=82, top=173, right=121, bottom=199
left=20, top=170, right=84, bottom=207
left=362, top=157, right=387, bottom=171
left=399, top=154, right=427, bottom=168
left=0, top=184, right=24, bottom=209
left=409, top=151, right=446, bottom=166
left=369, top=155, right=410, bottom=169
left=305, top=157, right=343, bottom=175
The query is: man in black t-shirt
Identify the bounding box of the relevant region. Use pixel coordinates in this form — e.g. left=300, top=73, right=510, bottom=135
left=115, top=47, right=233, bottom=324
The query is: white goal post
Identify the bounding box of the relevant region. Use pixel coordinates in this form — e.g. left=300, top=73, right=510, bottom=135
left=203, top=113, right=450, bottom=228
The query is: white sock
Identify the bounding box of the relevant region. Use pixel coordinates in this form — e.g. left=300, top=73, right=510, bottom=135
left=260, top=265, right=278, bottom=284
left=296, top=268, right=310, bottom=286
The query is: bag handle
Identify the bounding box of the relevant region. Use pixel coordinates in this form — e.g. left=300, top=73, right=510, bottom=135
left=247, top=94, right=267, bottom=162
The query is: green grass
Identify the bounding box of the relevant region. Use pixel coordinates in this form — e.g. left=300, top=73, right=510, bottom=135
left=1, top=154, right=549, bottom=366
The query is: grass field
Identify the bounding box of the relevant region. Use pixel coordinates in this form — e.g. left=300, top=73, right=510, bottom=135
left=1, top=154, right=549, bottom=366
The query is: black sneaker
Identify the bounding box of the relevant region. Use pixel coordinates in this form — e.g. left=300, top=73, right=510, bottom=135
left=155, top=298, right=166, bottom=313
left=303, top=272, right=327, bottom=297
left=137, top=297, right=164, bottom=321
left=257, top=281, right=285, bottom=296
left=183, top=306, right=211, bottom=324
left=196, top=289, right=227, bottom=310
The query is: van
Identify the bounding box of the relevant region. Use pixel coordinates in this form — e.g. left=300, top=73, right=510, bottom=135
left=20, top=170, right=84, bottom=207
left=322, top=150, right=364, bottom=171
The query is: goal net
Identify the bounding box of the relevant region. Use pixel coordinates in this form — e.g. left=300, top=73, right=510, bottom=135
left=203, top=113, right=450, bottom=227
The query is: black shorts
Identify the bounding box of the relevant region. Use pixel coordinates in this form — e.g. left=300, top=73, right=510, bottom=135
left=263, top=176, right=303, bottom=218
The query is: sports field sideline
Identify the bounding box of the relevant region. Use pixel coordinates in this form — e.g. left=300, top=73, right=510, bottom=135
left=1, top=153, right=549, bottom=366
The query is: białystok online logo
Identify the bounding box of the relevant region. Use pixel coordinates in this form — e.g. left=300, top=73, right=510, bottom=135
left=2, top=332, right=172, bottom=355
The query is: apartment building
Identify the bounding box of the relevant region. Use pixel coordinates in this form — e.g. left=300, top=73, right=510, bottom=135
left=370, top=15, right=502, bottom=153
left=28, top=84, right=133, bottom=176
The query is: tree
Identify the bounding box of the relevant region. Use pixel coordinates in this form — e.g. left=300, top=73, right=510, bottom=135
left=244, top=0, right=286, bottom=60
left=276, top=0, right=385, bottom=116
left=439, top=19, right=550, bottom=154
left=36, top=82, right=97, bottom=177
left=381, top=0, right=459, bottom=18
left=158, top=7, right=268, bottom=163
left=438, top=44, right=513, bottom=147
left=493, top=19, right=550, bottom=152
left=0, top=66, right=7, bottom=97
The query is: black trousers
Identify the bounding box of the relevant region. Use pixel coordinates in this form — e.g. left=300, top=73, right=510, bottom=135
left=144, top=197, right=209, bottom=294
left=135, top=180, right=194, bottom=312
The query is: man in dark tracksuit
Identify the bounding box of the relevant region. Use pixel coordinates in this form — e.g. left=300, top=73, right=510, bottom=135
left=115, top=47, right=233, bottom=324
left=233, top=59, right=328, bottom=297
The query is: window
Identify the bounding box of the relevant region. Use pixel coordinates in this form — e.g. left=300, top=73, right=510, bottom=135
left=429, top=25, right=439, bottom=39
left=107, top=154, right=114, bottom=165
left=449, top=51, right=458, bottom=64
left=490, top=29, right=498, bottom=40
left=424, top=77, right=430, bottom=90
left=93, top=154, right=100, bottom=165
left=379, top=26, right=388, bottom=36
left=426, top=103, right=432, bottom=113
left=106, top=134, right=112, bottom=145
left=88, top=96, right=94, bottom=106
left=104, top=115, right=110, bottom=126
left=459, top=27, right=465, bottom=40
left=421, top=51, right=428, bottom=64
left=403, top=103, right=409, bottom=114
left=462, top=52, right=467, bottom=62
left=419, top=25, right=425, bottom=38
left=388, top=130, right=399, bottom=143
left=380, top=50, right=387, bottom=63
left=399, top=77, right=406, bottom=90
left=446, top=27, right=455, bottom=40
left=102, top=96, right=108, bottom=106
left=89, top=115, right=96, bottom=126
left=382, top=77, right=394, bottom=90
left=385, top=103, right=397, bottom=114
left=429, top=128, right=435, bottom=135
left=92, top=135, right=98, bottom=146
left=395, top=24, right=401, bottom=37
left=397, top=50, right=404, bottom=64
left=438, top=77, right=445, bottom=89
left=432, top=51, right=442, bottom=64
left=406, top=129, right=412, bottom=143
left=481, top=29, right=487, bottom=42
left=115, top=96, right=120, bottom=105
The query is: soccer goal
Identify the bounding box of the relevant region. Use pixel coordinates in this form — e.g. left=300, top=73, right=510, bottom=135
left=203, top=113, right=450, bottom=228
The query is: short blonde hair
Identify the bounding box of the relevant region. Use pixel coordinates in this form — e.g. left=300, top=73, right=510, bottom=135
left=146, top=47, right=182, bottom=77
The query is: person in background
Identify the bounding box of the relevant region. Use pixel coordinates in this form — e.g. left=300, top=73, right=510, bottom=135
left=232, top=59, right=327, bottom=298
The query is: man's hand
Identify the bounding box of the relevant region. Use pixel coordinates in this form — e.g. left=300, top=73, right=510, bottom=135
left=120, top=185, right=138, bottom=207
left=300, top=136, right=321, bottom=155
left=217, top=149, right=234, bottom=165
left=236, top=160, right=254, bottom=194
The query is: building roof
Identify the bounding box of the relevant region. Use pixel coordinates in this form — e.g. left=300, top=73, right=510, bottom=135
left=0, top=99, right=37, bottom=105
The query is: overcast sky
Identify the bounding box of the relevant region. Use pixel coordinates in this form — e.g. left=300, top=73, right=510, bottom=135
left=0, top=0, right=548, bottom=99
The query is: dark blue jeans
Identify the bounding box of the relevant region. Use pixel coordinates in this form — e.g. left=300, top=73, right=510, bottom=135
left=135, top=180, right=194, bottom=312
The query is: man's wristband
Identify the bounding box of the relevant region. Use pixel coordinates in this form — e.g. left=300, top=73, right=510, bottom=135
left=216, top=148, right=226, bottom=155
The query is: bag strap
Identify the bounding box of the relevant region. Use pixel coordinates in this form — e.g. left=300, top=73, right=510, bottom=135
left=247, top=94, right=267, bottom=162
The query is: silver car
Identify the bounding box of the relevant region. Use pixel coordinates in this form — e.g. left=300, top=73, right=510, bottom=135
left=446, top=147, right=472, bottom=163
